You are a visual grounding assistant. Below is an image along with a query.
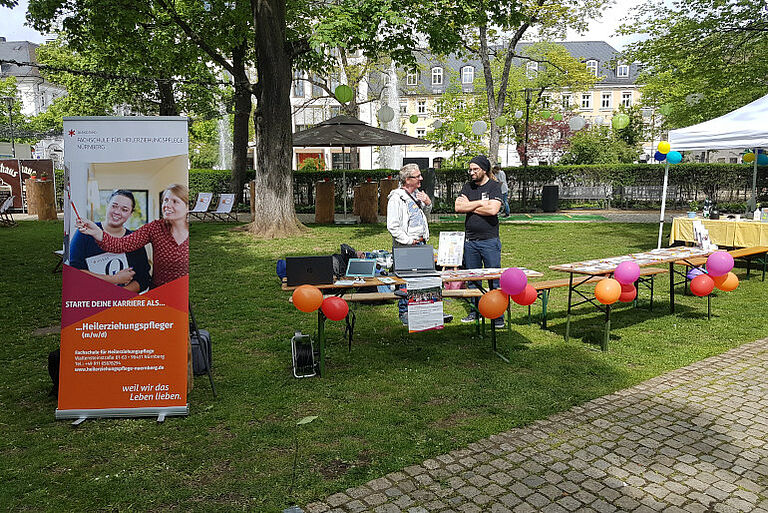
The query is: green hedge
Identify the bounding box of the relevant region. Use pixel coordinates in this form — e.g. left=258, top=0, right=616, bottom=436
left=54, top=164, right=768, bottom=214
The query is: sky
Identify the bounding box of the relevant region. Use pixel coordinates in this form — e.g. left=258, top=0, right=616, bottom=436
left=1, top=0, right=646, bottom=49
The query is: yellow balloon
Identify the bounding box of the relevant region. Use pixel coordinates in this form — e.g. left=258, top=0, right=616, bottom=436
left=743, top=153, right=756, bottom=163
left=657, top=141, right=671, bottom=154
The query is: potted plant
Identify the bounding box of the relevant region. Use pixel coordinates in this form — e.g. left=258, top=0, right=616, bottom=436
left=687, top=200, right=698, bottom=218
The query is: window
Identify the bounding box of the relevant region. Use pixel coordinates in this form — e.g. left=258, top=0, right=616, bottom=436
left=329, top=106, right=341, bottom=117
left=562, top=94, right=572, bottom=109
left=435, top=103, right=443, bottom=115
left=526, top=61, right=538, bottom=79
left=292, top=70, right=304, bottom=98
left=621, top=92, right=632, bottom=108
left=458, top=99, right=466, bottom=110
left=617, top=63, right=629, bottom=78
left=586, top=60, right=598, bottom=77
left=406, top=71, right=418, bottom=86
left=417, top=100, right=426, bottom=114
left=40, top=92, right=47, bottom=107
left=581, top=93, right=592, bottom=109
left=461, top=66, right=474, bottom=84
left=329, top=73, right=340, bottom=92
left=541, top=94, right=551, bottom=108
left=416, top=128, right=426, bottom=137
left=331, top=151, right=351, bottom=169
left=399, top=101, right=408, bottom=114
left=601, top=92, right=612, bottom=109
left=311, top=75, right=324, bottom=97
left=431, top=67, right=443, bottom=86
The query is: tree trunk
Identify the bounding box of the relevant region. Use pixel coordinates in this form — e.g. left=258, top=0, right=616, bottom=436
left=249, top=0, right=304, bottom=238
left=157, top=80, right=178, bottom=116
left=231, top=44, right=252, bottom=205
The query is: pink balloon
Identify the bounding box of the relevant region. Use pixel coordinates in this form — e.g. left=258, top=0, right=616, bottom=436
left=500, top=267, right=528, bottom=296
left=614, top=261, right=640, bottom=285
left=706, top=251, right=734, bottom=277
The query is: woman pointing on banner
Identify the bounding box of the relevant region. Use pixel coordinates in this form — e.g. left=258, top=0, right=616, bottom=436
left=77, top=184, right=189, bottom=289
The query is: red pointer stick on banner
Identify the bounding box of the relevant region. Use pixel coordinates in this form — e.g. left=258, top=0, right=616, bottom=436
left=67, top=187, right=82, bottom=223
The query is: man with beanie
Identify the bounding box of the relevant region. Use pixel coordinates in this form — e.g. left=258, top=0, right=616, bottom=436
left=455, top=155, right=504, bottom=328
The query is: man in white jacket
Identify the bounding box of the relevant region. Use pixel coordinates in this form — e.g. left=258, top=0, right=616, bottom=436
left=386, top=163, right=432, bottom=246
left=387, top=163, right=432, bottom=325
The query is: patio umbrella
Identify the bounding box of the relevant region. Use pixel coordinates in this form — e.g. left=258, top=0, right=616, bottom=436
left=292, top=115, right=431, bottom=220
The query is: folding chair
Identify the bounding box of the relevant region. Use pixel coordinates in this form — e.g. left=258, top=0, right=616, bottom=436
left=0, top=195, right=17, bottom=227
left=189, top=192, right=214, bottom=221
left=209, top=193, right=238, bottom=222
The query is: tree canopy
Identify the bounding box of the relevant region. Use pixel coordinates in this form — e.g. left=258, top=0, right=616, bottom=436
left=620, top=0, right=768, bottom=129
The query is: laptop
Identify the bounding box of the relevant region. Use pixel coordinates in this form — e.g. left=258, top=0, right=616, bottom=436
left=345, top=258, right=377, bottom=278
left=393, top=245, right=440, bottom=278
left=286, top=255, right=334, bottom=287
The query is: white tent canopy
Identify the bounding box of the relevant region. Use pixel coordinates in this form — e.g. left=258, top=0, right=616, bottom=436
left=669, top=93, right=768, bottom=151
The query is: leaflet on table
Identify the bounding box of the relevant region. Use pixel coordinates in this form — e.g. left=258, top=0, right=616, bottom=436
left=437, top=231, right=465, bottom=267
left=406, top=277, right=443, bottom=333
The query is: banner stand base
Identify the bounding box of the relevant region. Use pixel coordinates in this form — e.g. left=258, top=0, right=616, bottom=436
left=56, top=405, right=188, bottom=421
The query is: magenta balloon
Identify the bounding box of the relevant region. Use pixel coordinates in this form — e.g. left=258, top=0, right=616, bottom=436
left=706, top=251, right=734, bottom=277
left=500, top=267, right=528, bottom=296
left=614, top=261, right=640, bottom=285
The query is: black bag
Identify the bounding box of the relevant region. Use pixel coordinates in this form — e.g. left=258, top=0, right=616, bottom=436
left=332, top=243, right=359, bottom=277
left=48, top=348, right=60, bottom=396
left=190, top=328, right=212, bottom=376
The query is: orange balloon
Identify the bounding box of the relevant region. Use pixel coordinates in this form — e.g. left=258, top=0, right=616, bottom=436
left=478, top=289, right=509, bottom=319
left=511, top=284, right=537, bottom=306
left=713, top=271, right=739, bottom=292
left=292, top=285, right=324, bottom=313
left=595, top=278, right=621, bottom=304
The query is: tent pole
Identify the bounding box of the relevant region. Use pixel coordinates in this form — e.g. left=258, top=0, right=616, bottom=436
left=750, top=147, right=758, bottom=212
left=657, top=161, right=670, bottom=249
left=342, top=144, right=347, bottom=220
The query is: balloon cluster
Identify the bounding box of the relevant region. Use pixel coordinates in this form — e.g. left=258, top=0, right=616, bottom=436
left=292, top=285, right=349, bottom=321
left=743, top=152, right=768, bottom=165
left=594, top=261, right=640, bottom=305
left=689, top=251, right=739, bottom=296
left=477, top=268, right=535, bottom=319
left=654, top=141, right=682, bottom=164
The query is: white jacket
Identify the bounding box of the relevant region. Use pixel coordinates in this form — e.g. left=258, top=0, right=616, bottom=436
left=386, top=188, right=432, bottom=245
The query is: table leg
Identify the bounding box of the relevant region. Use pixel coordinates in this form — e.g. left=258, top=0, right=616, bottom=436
left=540, top=290, right=549, bottom=329
left=650, top=275, right=655, bottom=310
left=318, top=310, right=326, bottom=377
left=565, top=273, right=574, bottom=342
left=707, top=294, right=711, bottom=321
left=669, top=262, right=675, bottom=314
left=602, top=304, right=611, bottom=352
left=747, top=257, right=752, bottom=279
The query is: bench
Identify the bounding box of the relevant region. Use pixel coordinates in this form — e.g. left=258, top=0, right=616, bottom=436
left=528, top=267, right=668, bottom=328
left=675, top=246, right=768, bottom=281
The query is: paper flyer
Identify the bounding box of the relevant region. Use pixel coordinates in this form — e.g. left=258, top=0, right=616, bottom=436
left=406, top=277, right=444, bottom=332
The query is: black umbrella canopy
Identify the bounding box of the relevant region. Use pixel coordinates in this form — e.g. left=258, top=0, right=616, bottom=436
left=292, top=115, right=431, bottom=147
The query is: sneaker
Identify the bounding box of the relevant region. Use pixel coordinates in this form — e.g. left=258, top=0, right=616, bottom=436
left=461, top=312, right=477, bottom=323
left=493, top=318, right=505, bottom=329
left=443, top=314, right=453, bottom=324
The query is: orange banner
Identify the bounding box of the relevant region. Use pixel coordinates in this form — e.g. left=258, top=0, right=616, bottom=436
left=58, top=267, right=188, bottom=416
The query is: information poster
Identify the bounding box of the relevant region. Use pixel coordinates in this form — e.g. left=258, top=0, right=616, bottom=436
left=58, top=117, right=189, bottom=420
left=406, top=277, right=444, bottom=332
left=437, top=231, right=465, bottom=267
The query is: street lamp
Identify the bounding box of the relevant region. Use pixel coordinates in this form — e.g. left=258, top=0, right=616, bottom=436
left=1, top=96, right=15, bottom=158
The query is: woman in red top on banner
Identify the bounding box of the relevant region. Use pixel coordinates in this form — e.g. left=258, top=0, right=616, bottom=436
left=77, top=184, right=189, bottom=288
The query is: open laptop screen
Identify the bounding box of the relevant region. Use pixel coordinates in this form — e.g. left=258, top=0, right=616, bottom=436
left=393, top=245, right=435, bottom=272
left=345, top=259, right=376, bottom=278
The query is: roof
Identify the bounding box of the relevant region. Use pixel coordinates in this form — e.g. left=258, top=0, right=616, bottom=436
left=372, top=40, right=639, bottom=95
left=0, top=40, right=41, bottom=78
left=292, top=115, right=430, bottom=147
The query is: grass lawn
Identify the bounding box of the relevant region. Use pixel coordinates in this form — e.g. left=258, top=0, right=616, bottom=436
left=2, top=219, right=766, bottom=512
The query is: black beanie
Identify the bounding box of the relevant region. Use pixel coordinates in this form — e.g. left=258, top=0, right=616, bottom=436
left=470, top=155, right=491, bottom=173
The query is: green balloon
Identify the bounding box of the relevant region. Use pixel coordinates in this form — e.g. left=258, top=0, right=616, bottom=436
left=541, top=109, right=551, bottom=119
left=494, top=116, right=507, bottom=127
left=409, top=114, right=419, bottom=124
left=454, top=121, right=466, bottom=133
left=553, top=113, right=563, bottom=121
left=334, top=85, right=354, bottom=103
left=612, top=113, right=630, bottom=130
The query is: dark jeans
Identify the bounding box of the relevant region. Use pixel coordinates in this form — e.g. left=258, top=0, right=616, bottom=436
left=394, top=240, right=425, bottom=318
left=464, top=238, right=502, bottom=320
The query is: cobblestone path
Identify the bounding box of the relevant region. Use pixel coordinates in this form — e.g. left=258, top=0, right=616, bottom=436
left=305, top=338, right=768, bottom=513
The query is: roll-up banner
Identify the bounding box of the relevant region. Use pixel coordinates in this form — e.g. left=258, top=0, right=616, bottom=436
left=58, top=117, right=190, bottom=420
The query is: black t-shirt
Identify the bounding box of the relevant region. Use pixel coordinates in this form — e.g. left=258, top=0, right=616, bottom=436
left=460, top=179, right=503, bottom=240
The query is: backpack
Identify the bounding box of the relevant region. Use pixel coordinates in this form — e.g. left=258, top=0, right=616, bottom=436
left=332, top=243, right=358, bottom=277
